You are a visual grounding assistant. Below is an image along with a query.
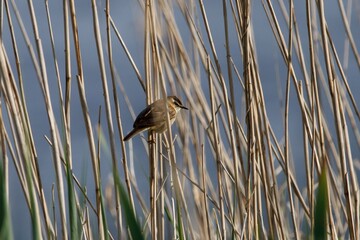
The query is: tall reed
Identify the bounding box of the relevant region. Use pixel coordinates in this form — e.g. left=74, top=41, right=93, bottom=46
left=0, top=0, right=358, bottom=239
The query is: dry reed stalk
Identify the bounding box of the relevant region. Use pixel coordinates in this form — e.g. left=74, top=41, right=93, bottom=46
left=0, top=0, right=358, bottom=239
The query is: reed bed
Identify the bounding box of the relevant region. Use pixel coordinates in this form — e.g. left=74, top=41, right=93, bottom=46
left=0, top=0, right=359, bottom=239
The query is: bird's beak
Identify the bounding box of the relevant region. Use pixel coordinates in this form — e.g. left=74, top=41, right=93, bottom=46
left=181, top=106, right=189, bottom=110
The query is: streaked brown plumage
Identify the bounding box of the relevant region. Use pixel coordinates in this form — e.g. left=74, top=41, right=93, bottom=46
left=123, top=96, right=188, bottom=141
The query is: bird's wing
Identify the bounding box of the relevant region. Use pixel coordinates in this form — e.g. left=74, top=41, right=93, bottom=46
left=133, top=100, right=177, bottom=129
left=133, top=104, right=163, bottom=128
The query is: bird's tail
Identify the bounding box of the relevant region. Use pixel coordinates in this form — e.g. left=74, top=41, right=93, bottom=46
left=123, top=128, right=145, bottom=141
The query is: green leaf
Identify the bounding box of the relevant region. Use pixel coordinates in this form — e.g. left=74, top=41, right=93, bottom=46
left=66, top=161, right=79, bottom=240
left=114, top=171, right=144, bottom=240
left=314, top=168, right=328, bottom=239
left=0, top=163, right=13, bottom=240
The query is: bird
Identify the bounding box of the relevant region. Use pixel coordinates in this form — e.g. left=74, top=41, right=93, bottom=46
left=123, top=96, right=188, bottom=141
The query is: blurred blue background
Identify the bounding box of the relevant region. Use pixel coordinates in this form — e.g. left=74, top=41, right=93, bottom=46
left=1, top=0, right=359, bottom=238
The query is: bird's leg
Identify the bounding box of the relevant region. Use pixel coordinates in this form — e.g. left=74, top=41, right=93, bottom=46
left=147, top=131, right=156, bottom=144
left=162, top=134, right=170, bottom=149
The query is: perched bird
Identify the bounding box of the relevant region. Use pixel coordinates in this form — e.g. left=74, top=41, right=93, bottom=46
left=123, top=96, right=188, bottom=141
